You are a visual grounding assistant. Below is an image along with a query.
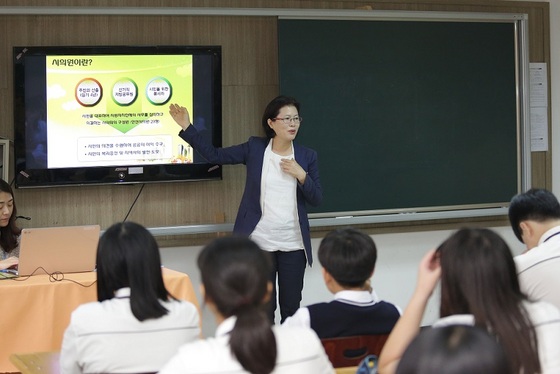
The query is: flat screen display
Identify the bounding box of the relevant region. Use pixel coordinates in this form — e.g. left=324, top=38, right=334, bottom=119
left=13, top=45, right=222, bottom=188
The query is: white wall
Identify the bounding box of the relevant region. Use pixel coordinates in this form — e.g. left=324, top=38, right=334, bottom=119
left=160, top=226, right=526, bottom=337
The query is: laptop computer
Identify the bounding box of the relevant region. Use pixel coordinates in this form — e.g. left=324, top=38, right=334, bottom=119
left=0, top=225, right=100, bottom=278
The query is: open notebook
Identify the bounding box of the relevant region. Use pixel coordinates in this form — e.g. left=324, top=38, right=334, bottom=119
left=0, top=225, right=100, bottom=278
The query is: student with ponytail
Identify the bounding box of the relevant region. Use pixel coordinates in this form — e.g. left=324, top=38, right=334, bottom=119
left=160, top=236, right=333, bottom=374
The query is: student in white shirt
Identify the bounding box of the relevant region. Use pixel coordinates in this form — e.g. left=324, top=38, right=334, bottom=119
left=509, top=188, right=560, bottom=310
left=160, top=236, right=333, bottom=374
left=60, top=221, right=200, bottom=374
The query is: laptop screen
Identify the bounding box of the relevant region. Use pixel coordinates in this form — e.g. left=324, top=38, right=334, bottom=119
left=17, top=225, right=100, bottom=276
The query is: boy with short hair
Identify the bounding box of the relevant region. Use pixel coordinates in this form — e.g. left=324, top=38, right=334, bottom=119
left=509, top=188, right=560, bottom=310
left=282, top=227, right=400, bottom=338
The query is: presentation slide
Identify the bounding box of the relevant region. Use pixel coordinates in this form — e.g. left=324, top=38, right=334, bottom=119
left=45, top=55, right=193, bottom=168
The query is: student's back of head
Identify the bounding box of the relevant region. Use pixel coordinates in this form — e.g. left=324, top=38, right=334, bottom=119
left=436, top=227, right=540, bottom=373
left=62, top=221, right=200, bottom=374
left=318, top=227, right=377, bottom=288
left=509, top=188, right=560, bottom=241
left=198, top=236, right=276, bottom=374
left=96, top=221, right=171, bottom=321
left=396, top=325, right=511, bottom=374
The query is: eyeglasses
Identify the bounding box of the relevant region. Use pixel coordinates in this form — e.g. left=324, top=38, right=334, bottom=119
left=272, top=116, right=302, bottom=125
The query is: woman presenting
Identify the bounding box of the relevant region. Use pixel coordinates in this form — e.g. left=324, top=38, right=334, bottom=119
left=169, top=96, right=322, bottom=323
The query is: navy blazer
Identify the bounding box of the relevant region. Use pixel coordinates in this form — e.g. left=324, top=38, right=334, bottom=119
left=179, top=125, right=322, bottom=265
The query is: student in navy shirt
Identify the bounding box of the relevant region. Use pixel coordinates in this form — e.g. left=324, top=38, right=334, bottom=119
left=283, top=227, right=401, bottom=338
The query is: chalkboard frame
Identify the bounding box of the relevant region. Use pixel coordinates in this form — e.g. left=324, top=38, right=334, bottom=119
left=279, top=11, right=531, bottom=221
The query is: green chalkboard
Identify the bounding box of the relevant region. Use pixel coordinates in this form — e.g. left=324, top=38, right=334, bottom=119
left=279, top=18, right=521, bottom=216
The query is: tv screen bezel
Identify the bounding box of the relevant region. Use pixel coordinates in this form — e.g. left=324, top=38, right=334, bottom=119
left=13, top=45, right=222, bottom=188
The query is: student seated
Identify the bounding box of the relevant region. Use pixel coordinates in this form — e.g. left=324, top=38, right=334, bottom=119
left=283, top=227, right=401, bottom=338
left=60, top=221, right=200, bottom=374
left=396, top=325, right=511, bottom=374
left=378, top=228, right=560, bottom=374
left=0, top=179, right=21, bottom=271
left=509, top=188, right=560, bottom=310
left=159, top=236, right=334, bottom=374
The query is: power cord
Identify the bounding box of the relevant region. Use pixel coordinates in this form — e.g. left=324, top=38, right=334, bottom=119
left=9, top=266, right=97, bottom=287
left=123, top=183, right=145, bottom=222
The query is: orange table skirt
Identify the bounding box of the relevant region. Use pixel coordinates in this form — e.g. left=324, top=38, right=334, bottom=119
left=0, top=268, right=199, bottom=373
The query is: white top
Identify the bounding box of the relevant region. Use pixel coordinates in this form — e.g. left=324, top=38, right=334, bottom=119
left=159, top=316, right=334, bottom=374
left=60, top=288, right=200, bottom=374
left=282, top=290, right=400, bottom=328
left=432, top=300, right=560, bottom=374
left=0, top=246, right=18, bottom=260
left=0, top=235, right=20, bottom=260
left=515, top=226, right=560, bottom=310
left=251, top=140, right=303, bottom=251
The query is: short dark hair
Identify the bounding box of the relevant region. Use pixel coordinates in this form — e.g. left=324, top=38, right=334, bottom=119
left=261, top=95, right=300, bottom=139
left=318, top=228, right=377, bottom=288
left=96, top=221, right=172, bottom=321
left=396, top=325, right=511, bottom=374
left=0, top=179, right=21, bottom=253
left=198, top=236, right=276, bottom=374
left=508, top=188, right=560, bottom=242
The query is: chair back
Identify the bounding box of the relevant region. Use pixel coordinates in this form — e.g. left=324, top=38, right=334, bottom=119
left=321, top=334, right=389, bottom=368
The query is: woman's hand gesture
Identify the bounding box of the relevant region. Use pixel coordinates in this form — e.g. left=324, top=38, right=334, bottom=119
left=169, top=103, right=191, bottom=130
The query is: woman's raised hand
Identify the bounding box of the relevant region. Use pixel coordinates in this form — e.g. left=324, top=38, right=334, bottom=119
left=169, top=103, right=191, bottom=130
